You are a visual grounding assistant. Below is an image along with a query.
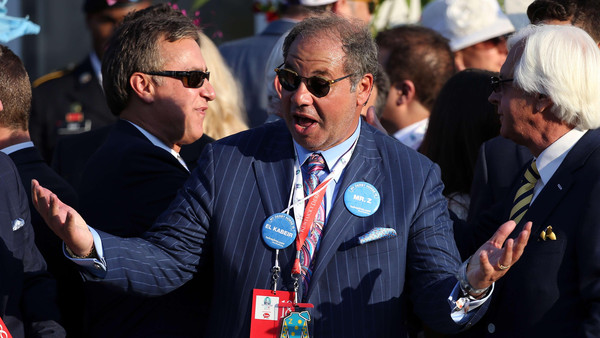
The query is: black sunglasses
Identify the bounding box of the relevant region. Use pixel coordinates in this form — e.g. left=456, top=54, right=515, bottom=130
left=146, top=70, right=210, bottom=88
left=274, top=63, right=353, bottom=98
left=490, top=76, right=513, bottom=93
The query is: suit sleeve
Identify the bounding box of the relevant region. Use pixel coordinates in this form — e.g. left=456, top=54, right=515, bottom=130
left=407, top=162, right=487, bottom=333
left=84, top=144, right=216, bottom=296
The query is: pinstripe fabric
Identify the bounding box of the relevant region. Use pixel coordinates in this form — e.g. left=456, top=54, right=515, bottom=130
left=92, top=120, right=482, bottom=337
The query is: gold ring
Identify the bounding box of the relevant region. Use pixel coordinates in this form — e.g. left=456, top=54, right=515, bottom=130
left=498, top=263, right=510, bottom=270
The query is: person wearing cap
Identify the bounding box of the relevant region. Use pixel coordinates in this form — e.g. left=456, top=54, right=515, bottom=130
left=29, top=0, right=150, bottom=163
left=421, top=0, right=515, bottom=72
left=375, top=25, right=455, bottom=150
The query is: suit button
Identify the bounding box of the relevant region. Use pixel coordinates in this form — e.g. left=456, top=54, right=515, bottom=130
left=488, top=323, right=496, bottom=333
left=94, top=263, right=102, bottom=270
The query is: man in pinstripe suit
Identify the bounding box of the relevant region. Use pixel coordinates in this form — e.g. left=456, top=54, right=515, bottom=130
left=33, top=14, right=530, bottom=337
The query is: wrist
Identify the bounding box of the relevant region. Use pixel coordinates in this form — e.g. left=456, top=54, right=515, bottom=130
left=456, top=257, right=489, bottom=297
left=65, top=243, right=96, bottom=259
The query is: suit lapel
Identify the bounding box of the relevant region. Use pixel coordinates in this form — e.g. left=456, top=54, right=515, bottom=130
left=252, top=121, right=296, bottom=220
left=524, top=129, right=600, bottom=235
left=307, top=124, right=383, bottom=297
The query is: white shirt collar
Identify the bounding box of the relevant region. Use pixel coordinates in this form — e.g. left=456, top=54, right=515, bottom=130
left=89, top=52, right=102, bottom=86
left=393, top=118, right=429, bottom=150
left=124, top=120, right=189, bottom=171
left=535, top=128, right=587, bottom=187
left=1, top=141, right=34, bottom=155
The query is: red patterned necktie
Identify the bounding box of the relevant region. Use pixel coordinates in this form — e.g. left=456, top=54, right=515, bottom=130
left=300, top=153, right=327, bottom=291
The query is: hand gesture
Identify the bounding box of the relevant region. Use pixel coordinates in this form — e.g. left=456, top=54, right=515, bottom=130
left=31, top=179, right=94, bottom=257
left=467, top=220, right=531, bottom=291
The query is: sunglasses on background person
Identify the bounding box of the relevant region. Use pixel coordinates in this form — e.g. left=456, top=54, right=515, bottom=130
left=490, top=76, right=513, bottom=93
left=146, top=70, right=210, bottom=88
left=275, top=63, right=354, bottom=98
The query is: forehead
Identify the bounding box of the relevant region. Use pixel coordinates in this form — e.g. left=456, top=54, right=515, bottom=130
left=286, top=34, right=346, bottom=75
left=159, top=38, right=206, bottom=70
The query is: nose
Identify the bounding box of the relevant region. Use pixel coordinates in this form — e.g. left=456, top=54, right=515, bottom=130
left=201, top=79, right=216, bottom=101
left=488, top=90, right=500, bottom=105
left=290, top=79, right=314, bottom=106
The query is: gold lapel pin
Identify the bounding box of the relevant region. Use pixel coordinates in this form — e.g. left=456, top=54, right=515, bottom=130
left=540, top=225, right=556, bottom=241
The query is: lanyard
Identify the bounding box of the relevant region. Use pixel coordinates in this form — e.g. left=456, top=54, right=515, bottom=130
left=283, top=139, right=358, bottom=276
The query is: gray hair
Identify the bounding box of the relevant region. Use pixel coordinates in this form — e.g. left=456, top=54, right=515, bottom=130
left=282, top=13, right=378, bottom=91
left=508, top=24, right=600, bottom=129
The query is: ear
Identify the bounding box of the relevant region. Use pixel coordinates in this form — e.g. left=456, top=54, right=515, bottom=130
left=357, top=73, right=374, bottom=107
left=130, top=72, right=155, bottom=104
left=274, top=75, right=283, bottom=99
left=535, top=93, right=553, bottom=113
left=392, top=80, right=415, bottom=106
left=0, top=100, right=3, bottom=111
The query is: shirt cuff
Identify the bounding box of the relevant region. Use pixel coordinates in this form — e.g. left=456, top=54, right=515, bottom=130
left=448, top=282, right=494, bottom=324
left=62, top=226, right=107, bottom=278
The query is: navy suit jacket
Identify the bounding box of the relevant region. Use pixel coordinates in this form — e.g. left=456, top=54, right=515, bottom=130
left=78, top=119, right=211, bottom=337
left=7, top=147, right=81, bottom=336
left=467, top=136, right=531, bottom=223
left=0, top=152, right=65, bottom=337
left=219, top=19, right=296, bottom=127
left=87, top=120, right=487, bottom=336
left=459, top=129, right=600, bottom=336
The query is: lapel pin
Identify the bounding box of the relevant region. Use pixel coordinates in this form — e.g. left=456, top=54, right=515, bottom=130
left=540, top=225, right=556, bottom=241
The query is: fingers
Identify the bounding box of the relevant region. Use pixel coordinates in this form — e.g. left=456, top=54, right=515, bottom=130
left=490, top=220, right=517, bottom=247
left=511, top=221, right=532, bottom=262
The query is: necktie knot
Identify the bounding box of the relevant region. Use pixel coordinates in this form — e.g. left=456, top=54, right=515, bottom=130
left=306, top=153, right=326, bottom=175
left=525, top=159, right=540, bottom=183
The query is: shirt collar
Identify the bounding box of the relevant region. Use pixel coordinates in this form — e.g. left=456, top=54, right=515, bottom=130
left=1, top=141, right=34, bottom=155
left=89, top=52, right=102, bottom=86
left=294, top=118, right=361, bottom=176
left=393, top=118, right=429, bottom=150
left=535, top=128, right=587, bottom=186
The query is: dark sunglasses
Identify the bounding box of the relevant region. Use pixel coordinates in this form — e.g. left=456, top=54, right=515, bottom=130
left=274, top=64, right=353, bottom=98
left=490, top=76, right=513, bottom=93
left=145, top=70, right=210, bottom=88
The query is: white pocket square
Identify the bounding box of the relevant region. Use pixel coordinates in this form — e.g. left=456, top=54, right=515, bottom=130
left=358, top=227, right=397, bottom=245
left=12, top=218, right=24, bottom=231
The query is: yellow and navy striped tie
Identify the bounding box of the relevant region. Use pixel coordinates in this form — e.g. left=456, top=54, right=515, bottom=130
left=509, top=160, right=540, bottom=224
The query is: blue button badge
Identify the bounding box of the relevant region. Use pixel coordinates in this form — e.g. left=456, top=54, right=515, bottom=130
left=344, top=182, right=381, bottom=217
left=262, top=213, right=297, bottom=249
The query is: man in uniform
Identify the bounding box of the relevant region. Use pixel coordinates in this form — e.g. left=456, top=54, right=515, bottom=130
left=29, top=0, right=150, bottom=162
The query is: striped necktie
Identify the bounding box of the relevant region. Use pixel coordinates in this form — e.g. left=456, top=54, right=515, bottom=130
left=510, top=160, right=540, bottom=224
left=300, top=153, right=327, bottom=291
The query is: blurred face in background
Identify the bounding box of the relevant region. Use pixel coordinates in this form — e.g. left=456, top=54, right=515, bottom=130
left=454, top=35, right=509, bottom=72
left=86, top=2, right=150, bottom=60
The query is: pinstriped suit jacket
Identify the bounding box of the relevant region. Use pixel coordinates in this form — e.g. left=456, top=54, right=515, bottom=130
left=92, top=120, right=485, bottom=336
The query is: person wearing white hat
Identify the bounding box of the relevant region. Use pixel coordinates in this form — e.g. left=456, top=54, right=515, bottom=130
left=421, top=0, right=515, bottom=72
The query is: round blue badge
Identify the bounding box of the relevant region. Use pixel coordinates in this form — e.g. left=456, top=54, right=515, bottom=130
left=344, top=182, right=381, bottom=217
left=262, top=213, right=297, bottom=249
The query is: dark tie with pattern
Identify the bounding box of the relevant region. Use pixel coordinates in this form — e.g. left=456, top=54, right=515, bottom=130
left=300, top=153, right=327, bottom=291
left=510, top=160, right=540, bottom=224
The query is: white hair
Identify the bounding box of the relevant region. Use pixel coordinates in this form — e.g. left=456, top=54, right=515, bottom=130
left=508, top=24, right=600, bottom=129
